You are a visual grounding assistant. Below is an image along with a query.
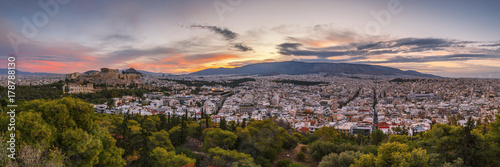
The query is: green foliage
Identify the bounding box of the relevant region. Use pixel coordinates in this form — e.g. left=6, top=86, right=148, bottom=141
left=175, top=147, right=201, bottom=167
left=289, top=162, right=307, bottom=167
left=314, top=126, right=340, bottom=143
left=208, top=147, right=256, bottom=166
left=276, top=159, right=292, bottom=167
left=376, top=142, right=410, bottom=166
left=318, top=150, right=363, bottom=167
left=296, top=151, right=305, bottom=161
left=204, top=128, right=238, bottom=151
left=232, top=158, right=262, bottom=167
left=150, top=147, right=195, bottom=167
left=362, top=145, right=378, bottom=155
left=282, top=132, right=299, bottom=150
left=442, top=158, right=464, bottom=167
left=3, top=97, right=125, bottom=166
left=237, top=119, right=289, bottom=161
left=309, top=141, right=337, bottom=161
left=255, top=156, right=272, bottom=167
left=416, top=123, right=462, bottom=163
left=309, top=141, right=361, bottom=161
left=149, top=130, right=174, bottom=151
left=0, top=135, right=65, bottom=167
left=65, top=88, right=151, bottom=104
left=370, top=129, right=385, bottom=145
left=352, top=142, right=429, bottom=167
left=300, top=146, right=308, bottom=152
left=0, top=81, right=64, bottom=101
left=169, top=126, right=184, bottom=147
left=351, top=153, right=377, bottom=167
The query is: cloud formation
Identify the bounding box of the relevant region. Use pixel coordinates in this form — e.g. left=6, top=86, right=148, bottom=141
left=189, top=24, right=253, bottom=52
left=276, top=36, right=498, bottom=65
left=190, top=25, right=237, bottom=41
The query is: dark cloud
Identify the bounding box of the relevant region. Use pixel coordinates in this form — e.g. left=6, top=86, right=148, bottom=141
left=361, top=54, right=499, bottom=63
left=356, top=38, right=454, bottom=51
left=190, top=24, right=237, bottom=41
left=480, top=43, right=500, bottom=47
left=101, top=34, right=137, bottom=42
left=233, top=43, right=253, bottom=52
left=189, top=24, right=253, bottom=52
left=277, top=42, right=354, bottom=58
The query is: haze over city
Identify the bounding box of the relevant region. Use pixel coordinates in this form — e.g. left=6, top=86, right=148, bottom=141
left=1, top=0, right=499, bottom=77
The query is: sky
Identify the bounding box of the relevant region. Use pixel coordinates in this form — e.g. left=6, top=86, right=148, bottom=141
left=0, top=0, right=499, bottom=78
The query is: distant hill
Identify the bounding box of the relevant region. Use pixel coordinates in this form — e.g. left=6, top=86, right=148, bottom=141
left=0, top=68, right=59, bottom=75
left=190, top=61, right=440, bottom=78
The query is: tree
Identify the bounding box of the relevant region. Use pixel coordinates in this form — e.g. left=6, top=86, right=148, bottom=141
left=352, top=142, right=429, bottom=167
left=237, top=119, right=289, bottom=161
left=276, top=159, right=291, bottom=167
left=232, top=158, right=261, bottom=167
left=134, top=129, right=153, bottom=166
left=296, top=151, right=306, bottom=161
left=456, top=117, right=482, bottom=166
left=318, top=151, right=363, bottom=167
left=300, top=146, right=308, bottom=152
left=220, top=117, right=228, bottom=130
left=282, top=132, right=299, bottom=150
left=150, top=147, right=195, bottom=167
left=169, top=126, right=184, bottom=147
left=416, top=123, right=461, bottom=163
left=314, top=126, right=340, bottom=143
left=204, top=128, right=238, bottom=150
left=309, top=141, right=337, bottom=161
left=141, top=116, right=157, bottom=132
left=241, top=118, right=247, bottom=129
left=486, top=113, right=500, bottom=165
left=371, top=129, right=385, bottom=145
left=376, top=142, right=410, bottom=166
left=208, top=147, right=256, bottom=166
left=12, top=97, right=125, bottom=166
left=351, top=153, right=377, bottom=167
left=149, top=130, right=175, bottom=151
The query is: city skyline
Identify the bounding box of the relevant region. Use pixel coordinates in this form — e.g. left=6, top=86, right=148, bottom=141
left=1, top=0, right=500, bottom=78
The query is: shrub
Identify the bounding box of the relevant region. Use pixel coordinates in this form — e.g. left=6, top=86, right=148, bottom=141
left=300, top=146, right=308, bottom=152
left=276, top=159, right=292, bottom=167
left=296, top=151, right=306, bottom=161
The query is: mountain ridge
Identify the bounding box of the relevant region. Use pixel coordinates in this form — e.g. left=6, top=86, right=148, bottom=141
left=189, top=61, right=440, bottom=77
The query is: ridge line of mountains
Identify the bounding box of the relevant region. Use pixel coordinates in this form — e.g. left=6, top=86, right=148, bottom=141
left=189, top=61, right=440, bottom=77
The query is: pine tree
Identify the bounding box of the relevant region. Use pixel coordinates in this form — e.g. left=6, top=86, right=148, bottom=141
left=134, top=129, right=153, bottom=167
left=220, top=117, right=227, bottom=130
left=180, top=109, right=188, bottom=145
left=242, top=118, right=247, bottom=129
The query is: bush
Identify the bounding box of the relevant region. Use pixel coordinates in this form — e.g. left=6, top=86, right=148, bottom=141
left=363, top=145, right=378, bottom=155
left=290, top=162, right=308, bottom=167
left=263, top=149, right=278, bottom=162
left=318, top=151, right=363, bottom=167
left=300, top=146, right=308, bottom=152
left=300, top=137, right=310, bottom=144
left=276, top=159, right=292, bottom=167
left=309, top=141, right=337, bottom=161
left=296, top=151, right=306, bottom=161
left=255, top=156, right=271, bottom=167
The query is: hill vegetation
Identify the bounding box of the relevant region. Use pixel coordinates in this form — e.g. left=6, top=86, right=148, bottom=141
left=1, top=98, right=499, bottom=166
